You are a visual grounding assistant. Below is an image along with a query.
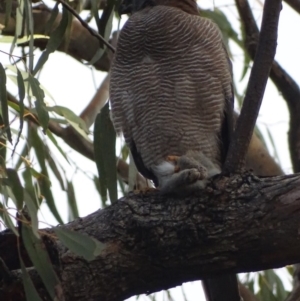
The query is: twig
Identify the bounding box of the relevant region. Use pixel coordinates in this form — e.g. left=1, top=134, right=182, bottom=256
left=56, top=0, right=115, bottom=53
left=224, top=0, right=282, bottom=173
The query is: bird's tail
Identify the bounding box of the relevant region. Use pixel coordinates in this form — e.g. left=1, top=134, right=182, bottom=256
left=202, top=274, right=241, bottom=301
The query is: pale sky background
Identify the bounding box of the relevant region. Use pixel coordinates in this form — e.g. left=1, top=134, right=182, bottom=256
left=1, top=0, right=299, bottom=300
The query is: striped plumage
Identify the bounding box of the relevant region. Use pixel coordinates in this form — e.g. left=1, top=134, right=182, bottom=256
left=110, top=0, right=233, bottom=193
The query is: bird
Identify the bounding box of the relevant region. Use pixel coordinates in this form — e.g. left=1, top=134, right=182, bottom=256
left=109, top=0, right=240, bottom=300
left=110, top=0, right=234, bottom=195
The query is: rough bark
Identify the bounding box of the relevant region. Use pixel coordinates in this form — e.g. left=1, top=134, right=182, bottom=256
left=1, top=172, right=300, bottom=301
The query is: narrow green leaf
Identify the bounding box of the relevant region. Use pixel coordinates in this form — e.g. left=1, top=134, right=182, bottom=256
left=99, top=0, right=115, bottom=40
left=23, top=191, right=39, bottom=238
left=30, top=127, right=47, bottom=170
left=45, top=3, right=59, bottom=34
left=201, top=9, right=242, bottom=49
left=0, top=203, right=19, bottom=236
left=15, top=0, right=24, bottom=38
left=0, top=115, right=6, bottom=169
left=23, top=0, right=34, bottom=72
left=33, top=4, right=69, bottom=75
left=264, top=270, right=288, bottom=300
left=46, top=129, right=69, bottom=163
left=67, top=181, right=79, bottom=221
left=0, top=63, right=12, bottom=143
left=22, top=167, right=37, bottom=204
left=91, top=0, right=102, bottom=33
left=30, top=128, right=64, bottom=224
left=14, top=68, right=26, bottom=152
left=55, top=227, right=105, bottom=261
left=39, top=176, right=64, bottom=224
left=47, top=105, right=90, bottom=140
left=4, top=0, right=13, bottom=27
left=87, top=47, right=106, bottom=66
left=93, top=175, right=107, bottom=207
left=28, top=76, right=49, bottom=132
left=45, top=145, right=65, bottom=190
left=0, top=183, right=10, bottom=205
left=94, top=103, right=118, bottom=203
left=6, top=168, right=24, bottom=210
left=21, top=222, right=62, bottom=300
left=86, top=0, right=114, bottom=65
left=257, top=272, right=277, bottom=301
left=19, top=257, right=43, bottom=301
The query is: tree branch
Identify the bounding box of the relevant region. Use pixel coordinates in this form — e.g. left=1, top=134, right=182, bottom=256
left=234, top=0, right=300, bottom=173
left=1, top=173, right=300, bottom=300
left=224, top=0, right=282, bottom=173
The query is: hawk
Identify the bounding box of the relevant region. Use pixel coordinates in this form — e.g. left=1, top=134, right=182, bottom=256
left=110, top=0, right=234, bottom=195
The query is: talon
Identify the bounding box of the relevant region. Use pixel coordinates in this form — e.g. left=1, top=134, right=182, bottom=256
left=187, top=169, right=201, bottom=183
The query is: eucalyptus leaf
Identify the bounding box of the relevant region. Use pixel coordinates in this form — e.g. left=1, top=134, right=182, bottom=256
left=55, top=227, right=105, bottom=261
left=23, top=190, right=39, bottom=238
left=47, top=105, right=90, bottom=140
left=20, top=257, right=43, bottom=301
left=33, top=4, right=69, bottom=75
left=21, top=222, right=63, bottom=300
left=67, top=181, right=79, bottom=221
left=6, top=168, right=24, bottom=210
left=4, top=0, right=13, bottom=27
left=28, top=76, right=49, bottom=132
left=0, top=115, right=6, bottom=169
left=15, top=68, right=26, bottom=151
left=0, top=63, right=12, bottom=143
left=94, top=103, right=118, bottom=203
left=0, top=202, right=18, bottom=236
left=46, top=129, right=69, bottom=163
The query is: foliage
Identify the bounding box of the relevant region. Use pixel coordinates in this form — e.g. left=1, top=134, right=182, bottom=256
left=0, top=0, right=295, bottom=300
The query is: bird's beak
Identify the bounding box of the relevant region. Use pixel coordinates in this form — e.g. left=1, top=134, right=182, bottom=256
left=118, top=0, right=132, bottom=16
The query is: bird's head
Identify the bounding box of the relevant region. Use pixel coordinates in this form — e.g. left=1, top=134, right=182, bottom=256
left=118, top=0, right=198, bottom=16
left=118, top=0, right=155, bottom=15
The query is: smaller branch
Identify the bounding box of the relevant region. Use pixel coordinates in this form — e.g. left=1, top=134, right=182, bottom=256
left=234, top=0, right=300, bottom=173
left=56, top=0, right=115, bottom=53
left=80, top=72, right=110, bottom=128
left=224, top=0, right=282, bottom=173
